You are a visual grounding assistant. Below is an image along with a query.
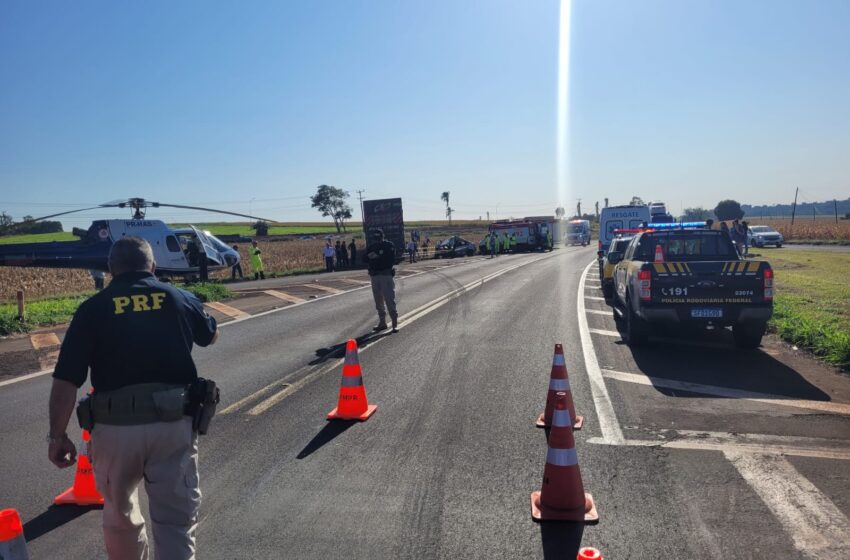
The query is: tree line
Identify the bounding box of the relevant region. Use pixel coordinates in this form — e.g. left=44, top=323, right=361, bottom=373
left=0, top=212, right=63, bottom=236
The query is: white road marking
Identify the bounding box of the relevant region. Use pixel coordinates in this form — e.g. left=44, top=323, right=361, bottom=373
left=588, top=430, right=850, bottom=461
left=247, top=363, right=339, bottom=416
left=577, top=259, right=625, bottom=444
left=585, top=309, right=610, bottom=316
left=0, top=261, right=468, bottom=388
left=602, top=369, right=850, bottom=416
left=588, top=328, right=620, bottom=337
left=725, top=452, right=850, bottom=557
left=233, top=252, right=559, bottom=415
left=584, top=295, right=606, bottom=301
left=205, top=301, right=251, bottom=320
left=307, top=283, right=344, bottom=295
left=0, top=367, right=53, bottom=388
left=264, top=289, right=306, bottom=304
left=219, top=377, right=291, bottom=415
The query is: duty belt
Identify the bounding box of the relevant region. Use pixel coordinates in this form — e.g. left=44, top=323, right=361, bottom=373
left=90, top=383, right=189, bottom=425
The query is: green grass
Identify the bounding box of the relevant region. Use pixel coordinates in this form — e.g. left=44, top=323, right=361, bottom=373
left=182, top=283, right=232, bottom=302
left=767, top=250, right=850, bottom=370
left=0, top=231, right=77, bottom=244
left=0, top=283, right=232, bottom=335
left=0, top=292, right=94, bottom=335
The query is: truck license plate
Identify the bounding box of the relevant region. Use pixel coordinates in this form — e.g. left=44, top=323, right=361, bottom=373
left=691, top=308, right=723, bottom=318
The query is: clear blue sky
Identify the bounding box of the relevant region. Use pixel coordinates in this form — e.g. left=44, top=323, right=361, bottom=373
left=1, top=0, right=848, bottom=228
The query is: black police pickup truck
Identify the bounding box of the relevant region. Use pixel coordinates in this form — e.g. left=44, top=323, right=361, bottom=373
left=609, top=227, right=773, bottom=348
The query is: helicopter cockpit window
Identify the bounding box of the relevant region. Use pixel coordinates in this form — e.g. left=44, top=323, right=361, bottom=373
left=165, top=235, right=181, bottom=253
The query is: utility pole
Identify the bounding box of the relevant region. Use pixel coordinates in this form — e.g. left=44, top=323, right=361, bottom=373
left=835, top=199, right=840, bottom=224
left=790, top=187, right=799, bottom=227
left=486, top=211, right=490, bottom=221
left=604, top=197, right=609, bottom=209
left=576, top=199, right=582, bottom=218
left=356, top=189, right=366, bottom=233
left=594, top=201, right=599, bottom=222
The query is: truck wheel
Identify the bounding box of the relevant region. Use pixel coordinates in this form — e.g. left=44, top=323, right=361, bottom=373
left=626, top=301, right=649, bottom=346
left=776, top=243, right=782, bottom=248
left=733, top=323, right=765, bottom=349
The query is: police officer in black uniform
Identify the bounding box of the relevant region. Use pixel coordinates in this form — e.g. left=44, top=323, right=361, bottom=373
left=365, top=228, right=398, bottom=333
left=48, top=236, right=218, bottom=560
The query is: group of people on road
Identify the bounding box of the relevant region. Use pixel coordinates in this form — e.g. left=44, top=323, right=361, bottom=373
left=488, top=232, right=516, bottom=258
left=323, top=238, right=359, bottom=272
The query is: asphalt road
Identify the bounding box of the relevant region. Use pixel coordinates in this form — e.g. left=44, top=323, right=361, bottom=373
left=2, top=247, right=849, bottom=559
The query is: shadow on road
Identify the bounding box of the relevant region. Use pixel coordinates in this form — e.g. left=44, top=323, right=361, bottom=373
left=539, top=521, right=585, bottom=559
left=310, top=331, right=393, bottom=365
left=296, top=420, right=357, bottom=459
left=23, top=504, right=102, bottom=541
left=623, top=327, right=831, bottom=401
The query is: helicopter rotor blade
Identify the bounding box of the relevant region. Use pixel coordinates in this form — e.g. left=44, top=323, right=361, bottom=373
left=152, top=203, right=277, bottom=223
left=0, top=206, right=108, bottom=235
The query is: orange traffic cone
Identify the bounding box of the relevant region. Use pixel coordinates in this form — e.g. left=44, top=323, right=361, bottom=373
left=327, top=339, right=377, bottom=421
left=536, top=344, right=583, bottom=430
left=54, top=429, right=104, bottom=506
left=0, top=508, right=30, bottom=559
left=654, top=244, right=664, bottom=262
left=531, top=392, right=598, bottom=523
left=578, top=547, right=603, bottom=560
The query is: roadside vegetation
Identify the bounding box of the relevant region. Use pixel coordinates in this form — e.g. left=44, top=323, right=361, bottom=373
left=767, top=250, right=850, bottom=370
left=759, top=218, right=850, bottom=245
left=0, top=283, right=232, bottom=336
left=0, top=292, right=93, bottom=336
left=0, top=231, right=77, bottom=244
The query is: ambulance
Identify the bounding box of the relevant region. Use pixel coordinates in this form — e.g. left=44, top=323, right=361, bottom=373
left=599, top=205, right=651, bottom=254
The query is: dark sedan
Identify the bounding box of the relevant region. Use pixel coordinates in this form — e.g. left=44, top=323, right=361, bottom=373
left=434, top=236, right=476, bottom=258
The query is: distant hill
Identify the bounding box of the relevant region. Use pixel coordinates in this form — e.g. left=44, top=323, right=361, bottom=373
left=742, top=198, right=850, bottom=219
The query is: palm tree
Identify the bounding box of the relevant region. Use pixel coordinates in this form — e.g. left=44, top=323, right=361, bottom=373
left=441, top=191, right=451, bottom=225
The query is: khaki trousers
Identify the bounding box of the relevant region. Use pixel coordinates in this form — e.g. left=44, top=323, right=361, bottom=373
left=90, top=418, right=200, bottom=560
left=370, top=273, right=397, bottom=324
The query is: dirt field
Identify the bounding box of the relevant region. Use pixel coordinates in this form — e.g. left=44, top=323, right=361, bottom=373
left=756, top=218, right=850, bottom=241
left=0, top=227, right=491, bottom=302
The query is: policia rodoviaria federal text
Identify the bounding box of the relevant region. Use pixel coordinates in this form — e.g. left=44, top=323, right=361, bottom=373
left=48, top=237, right=220, bottom=560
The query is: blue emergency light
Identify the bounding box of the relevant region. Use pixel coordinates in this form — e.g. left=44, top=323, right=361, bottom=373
left=649, top=221, right=707, bottom=230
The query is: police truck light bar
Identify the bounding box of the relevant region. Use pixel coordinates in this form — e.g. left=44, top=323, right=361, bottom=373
left=648, top=221, right=707, bottom=230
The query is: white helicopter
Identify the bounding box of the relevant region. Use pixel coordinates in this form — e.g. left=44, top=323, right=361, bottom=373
left=0, top=198, right=274, bottom=277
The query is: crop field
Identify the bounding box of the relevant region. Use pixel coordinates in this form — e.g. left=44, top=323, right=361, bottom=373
left=0, top=238, right=332, bottom=302
left=0, top=223, right=494, bottom=303
left=756, top=218, right=850, bottom=242
left=0, top=232, right=78, bottom=244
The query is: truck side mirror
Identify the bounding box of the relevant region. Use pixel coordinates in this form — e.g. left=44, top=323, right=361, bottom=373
left=608, top=251, right=623, bottom=264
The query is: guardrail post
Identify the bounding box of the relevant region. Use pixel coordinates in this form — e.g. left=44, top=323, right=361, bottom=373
left=16, top=290, right=25, bottom=321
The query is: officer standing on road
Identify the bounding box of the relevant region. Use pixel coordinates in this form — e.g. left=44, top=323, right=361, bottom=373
left=250, top=239, right=265, bottom=280
left=47, top=236, right=219, bottom=560
left=365, top=228, right=398, bottom=333
left=489, top=233, right=498, bottom=258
